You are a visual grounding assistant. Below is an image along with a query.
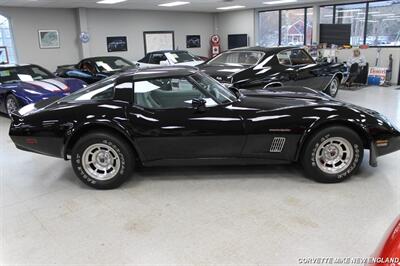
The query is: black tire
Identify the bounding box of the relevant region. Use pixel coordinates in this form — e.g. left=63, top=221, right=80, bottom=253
left=71, top=131, right=134, bottom=189
left=6, top=94, right=20, bottom=117
left=301, top=126, right=364, bottom=183
left=325, top=77, right=340, bottom=97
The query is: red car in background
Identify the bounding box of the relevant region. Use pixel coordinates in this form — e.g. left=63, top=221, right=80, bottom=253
left=369, top=216, right=400, bottom=266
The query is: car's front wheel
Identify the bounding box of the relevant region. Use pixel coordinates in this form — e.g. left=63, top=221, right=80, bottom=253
left=325, top=77, right=340, bottom=97
left=71, top=131, right=134, bottom=189
left=301, top=126, right=364, bottom=183
left=6, top=94, right=20, bottom=117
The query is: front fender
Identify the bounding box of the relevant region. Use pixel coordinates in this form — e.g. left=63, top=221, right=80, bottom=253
left=294, top=114, right=371, bottom=162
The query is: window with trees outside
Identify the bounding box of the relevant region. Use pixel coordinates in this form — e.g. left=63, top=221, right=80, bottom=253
left=259, top=7, right=313, bottom=46
left=0, top=14, right=16, bottom=64
left=320, top=1, right=400, bottom=47
left=366, top=0, right=400, bottom=46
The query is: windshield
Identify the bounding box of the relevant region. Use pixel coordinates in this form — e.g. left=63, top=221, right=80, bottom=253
left=191, top=72, right=237, bottom=104
left=93, top=57, right=134, bottom=72
left=0, top=65, right=55, bottom=83
left=60, top=75, right=117, bottom=102
left=165, top=51, right=198, bottom=63
left=207, top=51, right=265, bottom=66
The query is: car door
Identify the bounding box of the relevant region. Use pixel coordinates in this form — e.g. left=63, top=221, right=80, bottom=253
left=288, top=49, right=327, bottom=90
left=126, top=76, right=245, bottom=162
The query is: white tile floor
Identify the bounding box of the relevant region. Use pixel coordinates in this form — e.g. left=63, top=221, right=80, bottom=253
left=1, top=86, right=399, bottom=265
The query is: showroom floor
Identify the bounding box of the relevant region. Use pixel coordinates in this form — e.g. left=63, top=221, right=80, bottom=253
left=1, top=86, right=399, bottom=265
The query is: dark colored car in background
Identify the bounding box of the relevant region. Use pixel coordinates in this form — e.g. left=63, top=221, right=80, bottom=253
left=199, top=46, right=344, bottom=97
left=0, top=64, right=86, bottom=116
left=9, top=66, right=400, bottom=189
left=56, top=56, right=137, bottom=84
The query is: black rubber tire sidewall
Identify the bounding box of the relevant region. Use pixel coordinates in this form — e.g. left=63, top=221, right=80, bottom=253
left=326, top=77, right=340, bottom=97
left=71, top=132, right=134, bottom=189
left=6, top=94, right=20, bottom=117
left=301, top=126, right=364, bottom=183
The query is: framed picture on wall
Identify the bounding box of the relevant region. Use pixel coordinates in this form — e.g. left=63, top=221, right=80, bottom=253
left=186, top=35, right=201, bottom=48
left=107, top=36, right=128, bottom=52
left=143, top=31, right=175, bottom=54
left=0, top=46, right=9, bottom=64
left=38, top=30, right=60, bottom=49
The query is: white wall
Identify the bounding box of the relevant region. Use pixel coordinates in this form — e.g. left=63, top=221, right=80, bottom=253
left=0, top=7, right=81, bottom=72
left=86, top=9, right=214, bottom=61
left=216, top=10, right=255, bottom=51
left=0, top=7, right=214, bottom=71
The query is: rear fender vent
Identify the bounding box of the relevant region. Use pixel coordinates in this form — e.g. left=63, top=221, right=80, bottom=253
left=269, top=137, right=286, bottom=153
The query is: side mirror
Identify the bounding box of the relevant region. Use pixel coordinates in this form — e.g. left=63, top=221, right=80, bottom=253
left=192, top=98, right=207, bottom=112
left=228, top=86, right=240, bottom=98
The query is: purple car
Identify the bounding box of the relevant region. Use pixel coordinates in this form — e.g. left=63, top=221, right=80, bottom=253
left=0, top=64, right=86, bottom=116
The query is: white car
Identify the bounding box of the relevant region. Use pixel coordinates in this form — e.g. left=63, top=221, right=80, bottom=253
left=135, top=50, right=205, bottom=68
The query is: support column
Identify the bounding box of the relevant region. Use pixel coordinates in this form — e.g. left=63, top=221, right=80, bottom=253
left=77, top=8, right=91, bottom=59
left=312, top=5, right=320, bottom=44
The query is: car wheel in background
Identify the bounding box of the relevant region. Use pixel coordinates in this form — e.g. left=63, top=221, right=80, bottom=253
left=301, top=126, right=364, bottom=183
left=325, top=77, right=339, bottom=97
left=71, top=131, right=134, bottom=189
left=6, top=94, right=20, bottom=117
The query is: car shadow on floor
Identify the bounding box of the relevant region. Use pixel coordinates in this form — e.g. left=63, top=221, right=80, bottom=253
left=58, top=153, right=377, bottom=190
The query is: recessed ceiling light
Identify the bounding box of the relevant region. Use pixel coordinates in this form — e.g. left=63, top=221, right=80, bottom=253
left=97, top=0, right=127, bottom=4
left=217, top=5, right=246, bottom=10
left=158, top=1, right=190, bottom=7
left=263, top=0, right=297, bottom=5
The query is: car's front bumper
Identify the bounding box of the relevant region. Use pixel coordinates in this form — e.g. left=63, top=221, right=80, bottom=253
left=370, top=134, right=400, bottom=167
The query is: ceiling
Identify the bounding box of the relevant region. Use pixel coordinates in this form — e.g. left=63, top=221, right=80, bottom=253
left=0, top=0, right=340, bottom=12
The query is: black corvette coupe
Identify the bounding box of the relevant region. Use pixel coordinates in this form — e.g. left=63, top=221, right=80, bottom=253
left=199, top=46, right=344, bottom=97
left=55, top=56, right=137, bottom=84
left=9, top=66, right=400, bottom=189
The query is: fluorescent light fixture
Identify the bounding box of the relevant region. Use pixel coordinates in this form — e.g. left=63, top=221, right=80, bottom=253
left=359, top=11, right=379, bottom=15
left=372, top=13, right=395, bottom=17
left=263, top=0, right=297, bottom=4
left=217, top=5, right=246, bottom=10
left=336, top=16, right=354, bottom=19
left=336, top=9, right=362, bottom=12
left=97, top=0, right=127, bottom=4
left=158, top=1, right=190, bottom=7
left=383, top=18, right=400, bottom=21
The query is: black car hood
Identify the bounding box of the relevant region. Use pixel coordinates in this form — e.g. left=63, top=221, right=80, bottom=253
left=199, top=64, right=247, bottom=83
left=232, top=86, right=340, bottom=111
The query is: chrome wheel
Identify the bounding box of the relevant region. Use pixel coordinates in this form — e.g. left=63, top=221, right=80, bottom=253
left=315, top=137, right=354, bottom=174
left=329, top=78, right=339, bottom=96
left=6, top=96, right=18, bottom=116
left=82, top=143, right=121, bottom=181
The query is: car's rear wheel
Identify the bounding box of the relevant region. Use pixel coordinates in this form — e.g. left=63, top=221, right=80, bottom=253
left=6, top=94, right=20, bottom=117
left=325, top=77, right=340, bottom=97
left=71, top=131, right=134, bottom=189
left=301, top=126, right=364, bottom=183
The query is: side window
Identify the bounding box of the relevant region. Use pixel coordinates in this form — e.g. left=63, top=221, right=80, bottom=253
left=62, top=78, right=116, bottom=102
left=138, top=54, right=150, bottom=63
left=148, top=53, right=167, bottom=65
left=289, top=49, right=314, bottom=65
left=277, top=51, right=292, bottom=65
left=134, top=77, right=215, bottom=109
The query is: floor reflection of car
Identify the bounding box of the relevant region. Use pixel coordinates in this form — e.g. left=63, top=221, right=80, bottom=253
left=55, top=56, right=137, bottom=84
left=0, top=64, right=86, bottom=116
left=199, top=46, right=344, bottom=97
left=135, top=50, right=205, bottom=68
left=9, top=66, right=400, bottom=189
